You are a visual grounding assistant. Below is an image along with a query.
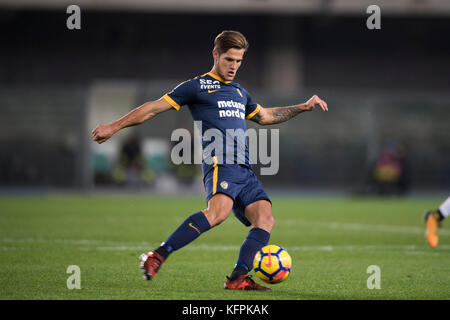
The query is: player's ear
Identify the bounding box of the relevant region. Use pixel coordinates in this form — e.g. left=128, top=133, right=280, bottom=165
left=212, top=49, right=219, bottom=63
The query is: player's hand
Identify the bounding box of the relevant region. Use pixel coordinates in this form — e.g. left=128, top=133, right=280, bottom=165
left=92, top=124, right=116, bottom=144
left=302, top=95, right=328, bottom=112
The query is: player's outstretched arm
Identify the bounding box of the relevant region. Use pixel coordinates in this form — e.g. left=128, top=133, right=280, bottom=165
left=92, top=98, right=173, bottom=144
left=250, top=95, right=328, bottom=125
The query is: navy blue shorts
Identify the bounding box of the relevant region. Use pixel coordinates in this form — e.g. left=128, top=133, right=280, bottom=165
left=204, top=163, right=271, bottom=227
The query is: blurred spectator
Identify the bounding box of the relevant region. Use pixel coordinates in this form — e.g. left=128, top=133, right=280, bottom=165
left=169, top=126, right=201, bottom=186
left=369, top=142, right=410, bottom=196
left=113, top=134, right=154, bottom=187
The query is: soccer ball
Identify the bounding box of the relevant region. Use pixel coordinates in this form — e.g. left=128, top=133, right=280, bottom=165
left=253, top=244, right=292, bottom=284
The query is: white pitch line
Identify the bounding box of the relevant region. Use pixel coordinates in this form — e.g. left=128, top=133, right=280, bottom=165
left=0, top=247, right=27, bottom=251
left=0, top=237, right=151, bottom=246
left=2, top=231, right=450, bottom=255
left=82, top=244, right=450, bottom=256
left=1, top=243, right=449, bottom=256
left=278, top=220, right=450, bottom=236
left=1, top=241, right=449, bottom=257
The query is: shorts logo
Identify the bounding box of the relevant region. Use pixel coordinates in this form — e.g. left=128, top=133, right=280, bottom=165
left=220, top=181, right=228, bottom=189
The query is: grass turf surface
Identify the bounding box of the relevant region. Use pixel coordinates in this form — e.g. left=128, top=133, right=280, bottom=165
left=0, top=195, right=449, bottom=300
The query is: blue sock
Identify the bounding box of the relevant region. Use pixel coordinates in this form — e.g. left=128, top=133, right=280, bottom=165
left=161, top=211, right=211, bottom=254
left=233, top=227, right=270, bottom=276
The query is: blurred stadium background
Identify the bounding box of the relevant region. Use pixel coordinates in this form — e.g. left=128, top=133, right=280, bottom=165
left=1, top=0, right=450, bottom=196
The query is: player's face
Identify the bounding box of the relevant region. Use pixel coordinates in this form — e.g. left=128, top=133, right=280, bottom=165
left=213, top=48, right=245, bottom=81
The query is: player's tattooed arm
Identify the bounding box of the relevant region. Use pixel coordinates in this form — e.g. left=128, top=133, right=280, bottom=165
left=250, top=105, right=300, bottom=124
left=268, top=105, right=306, bottom=124
left=250, top=95, right=328, bottom=125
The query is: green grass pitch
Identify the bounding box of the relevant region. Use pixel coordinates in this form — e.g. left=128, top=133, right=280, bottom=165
left=0, top=194, right=449, bottom=300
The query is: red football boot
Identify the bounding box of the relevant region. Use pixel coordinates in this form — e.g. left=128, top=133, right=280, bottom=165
left=139, top=251, right=165, bottom=280
left=224, top=275, right=271, bottom=291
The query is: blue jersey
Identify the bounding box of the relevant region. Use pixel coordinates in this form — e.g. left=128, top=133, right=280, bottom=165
left=162, top=72, right=261, bottom=177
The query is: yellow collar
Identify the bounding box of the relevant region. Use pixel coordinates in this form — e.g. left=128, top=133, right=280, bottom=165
left=207, top=72, right=231, bottom=84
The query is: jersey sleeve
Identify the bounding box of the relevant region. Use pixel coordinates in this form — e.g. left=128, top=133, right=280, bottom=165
left=162, top=79, right=197, bottom=111
left=244, top=90, right=261, bottom=120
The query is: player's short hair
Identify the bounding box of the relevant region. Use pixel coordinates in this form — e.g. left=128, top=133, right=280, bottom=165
left=214, top=30, right=249, bottom=55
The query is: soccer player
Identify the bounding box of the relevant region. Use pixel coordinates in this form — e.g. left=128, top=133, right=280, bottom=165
left=92, top=30, right=328, bottom=290
left=425, top=196, right=449, bottom=247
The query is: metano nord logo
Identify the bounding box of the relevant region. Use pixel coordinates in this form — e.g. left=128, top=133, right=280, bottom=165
left=217, top=100, right=245, bottom=119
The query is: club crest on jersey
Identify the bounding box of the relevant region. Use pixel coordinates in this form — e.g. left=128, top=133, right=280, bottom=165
left=199, top=78, right=221, bottom=90
left=220, top=181, right=228, bottom=189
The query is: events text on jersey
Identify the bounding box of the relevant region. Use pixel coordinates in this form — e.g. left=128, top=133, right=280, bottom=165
left=200, top=78, right=221, bottom=90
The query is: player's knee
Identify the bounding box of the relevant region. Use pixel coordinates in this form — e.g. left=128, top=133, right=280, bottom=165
left=252, top=212, right=274, bottom=233
left=203, top=208, right=231, bottom=227
left=213, top=211, right=229, bottom=226
left=268, top=214, right=275, bottom=228
left=264, top=214, right=275, bottom=232
left=204, top=194, right=233, bottom=227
